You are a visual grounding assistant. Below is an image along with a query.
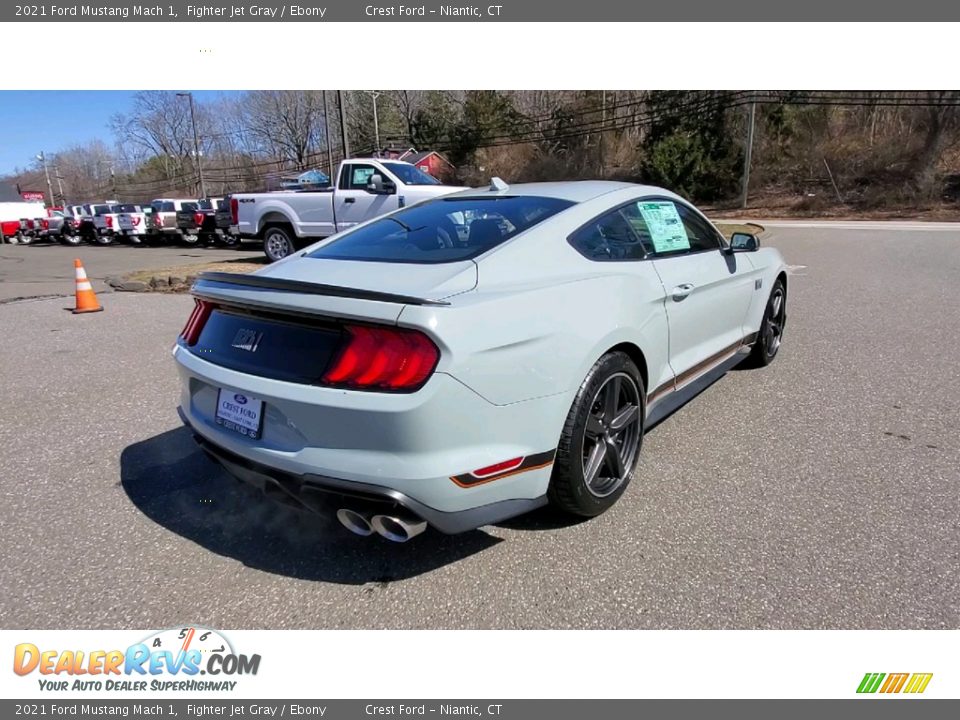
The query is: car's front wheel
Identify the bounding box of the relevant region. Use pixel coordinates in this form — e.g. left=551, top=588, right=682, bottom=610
left=744, top=278, right=786, bottom=367
left=549, top=351, right=645, bottom=517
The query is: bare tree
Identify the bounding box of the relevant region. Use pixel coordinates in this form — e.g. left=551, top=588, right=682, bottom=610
left=110, top=91, right=196, bottom=163
left=240, top=91, right=326, bottom=169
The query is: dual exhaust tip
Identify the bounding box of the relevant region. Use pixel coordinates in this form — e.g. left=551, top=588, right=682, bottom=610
left=336, top=508, right=427, bottom=543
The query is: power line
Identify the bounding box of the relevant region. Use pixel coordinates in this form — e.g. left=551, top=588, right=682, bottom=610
left=51, top=91, right=960, bottom=201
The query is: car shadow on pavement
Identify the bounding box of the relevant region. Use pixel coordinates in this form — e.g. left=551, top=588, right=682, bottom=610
left=120, top=427, right=502, bottom=584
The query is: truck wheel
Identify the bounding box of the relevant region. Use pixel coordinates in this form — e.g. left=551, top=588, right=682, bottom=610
left=60, top=232, right=83, bottom=247
left=181, top=233, right=200, bottom=245
left=17, top=233, right=33, bottom=245
left=95, top=233, right=114, bottom=246
left=263, top=225, right=295, bottom=262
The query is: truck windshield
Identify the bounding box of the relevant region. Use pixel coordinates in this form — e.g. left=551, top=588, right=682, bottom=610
left=382, top=162, right=441, bottom=186
left=307, top=195, right=574, bottom=264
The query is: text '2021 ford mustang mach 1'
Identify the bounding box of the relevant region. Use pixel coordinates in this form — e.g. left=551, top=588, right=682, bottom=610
left=174, top=179, right=788, bottom=541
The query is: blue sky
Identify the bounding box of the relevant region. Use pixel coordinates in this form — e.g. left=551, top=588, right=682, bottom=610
left=0, top=91, right=237, bottom=175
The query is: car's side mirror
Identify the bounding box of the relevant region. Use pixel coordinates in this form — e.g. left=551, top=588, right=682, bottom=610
left=366, top=174, right=396, bottom=195
left=729, top=232, right=760, bottom=252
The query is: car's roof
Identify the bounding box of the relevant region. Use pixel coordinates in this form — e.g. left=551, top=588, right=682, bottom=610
left=448, top=180, right=677, bottom=204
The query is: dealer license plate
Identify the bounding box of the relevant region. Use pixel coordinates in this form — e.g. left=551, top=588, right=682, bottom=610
left=215, top=388, right=264, bottom=439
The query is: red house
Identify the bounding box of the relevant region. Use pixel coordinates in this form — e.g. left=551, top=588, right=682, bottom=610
left=381, top=147, right=456, bottom=183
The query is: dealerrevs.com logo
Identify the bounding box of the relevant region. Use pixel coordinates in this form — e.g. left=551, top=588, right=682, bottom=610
left=857, top=673, right=933, bottom=694
left=13, top=627, right=261, bottom=693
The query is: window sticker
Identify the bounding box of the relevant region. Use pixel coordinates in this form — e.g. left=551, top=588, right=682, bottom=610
left=637, top=201, right=690, bottom=253
left=351, top=167, right=376, bottom=186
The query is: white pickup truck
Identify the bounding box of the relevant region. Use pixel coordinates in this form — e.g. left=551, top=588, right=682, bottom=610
left=232, top=158, right=466, bottom=261
left=116, top=204, right=153, bottom=243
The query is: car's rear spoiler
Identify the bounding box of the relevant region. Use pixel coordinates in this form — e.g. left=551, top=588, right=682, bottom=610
left=194, top=271, right=451, bottom=307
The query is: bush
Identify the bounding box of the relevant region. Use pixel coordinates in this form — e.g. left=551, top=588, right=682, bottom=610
left=642, top=130, right=741, bottom=201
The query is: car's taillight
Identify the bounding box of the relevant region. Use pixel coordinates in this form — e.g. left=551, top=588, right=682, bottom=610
left=230, top=197, right=238, bottom=224
left=154, top=214, right=163, bottom=228
left=322, top=324, right=439, bottom=391
left=132, top=217, right=141, bottom=227
left=105, top=216, right=113, bottom=228
left=179, top=299, right=215, bottom=346
left=41, top=219, right=49, bottom=230
left=194, top=212, right=205, bottom=226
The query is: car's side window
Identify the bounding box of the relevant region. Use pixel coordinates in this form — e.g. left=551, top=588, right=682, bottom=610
left=569, top=204, right=651, bottom=261
left=635, top=198, right=725, bottom=257
left=674, top=203, right=724, bottom=252
left=345, top=164, right=378, bottom=190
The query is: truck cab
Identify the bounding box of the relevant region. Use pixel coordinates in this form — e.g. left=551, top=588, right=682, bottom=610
left=232, top=159, right=466, bottom=261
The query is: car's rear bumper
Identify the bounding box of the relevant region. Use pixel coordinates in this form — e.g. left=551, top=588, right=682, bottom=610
left=180, top=408, right=545, bottom=534
left=174, top=344, right=567, bottom=531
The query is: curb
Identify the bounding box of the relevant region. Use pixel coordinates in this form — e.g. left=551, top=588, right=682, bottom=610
left=106, top=274, right=198, bottom=293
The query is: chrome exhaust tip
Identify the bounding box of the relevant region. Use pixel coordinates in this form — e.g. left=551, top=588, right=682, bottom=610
left=336, top=508, right=375, bottom=537
left=371, top=514, right=428, bottom=543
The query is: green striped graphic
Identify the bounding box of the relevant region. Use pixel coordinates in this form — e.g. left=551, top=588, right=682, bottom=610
left=857, top=673, right=886, bottom=693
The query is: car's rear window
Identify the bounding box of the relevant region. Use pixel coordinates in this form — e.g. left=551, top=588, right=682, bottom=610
left=307, top=195, right=574, bottom=264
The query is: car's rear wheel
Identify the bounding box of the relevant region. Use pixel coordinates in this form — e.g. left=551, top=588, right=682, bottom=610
left=263, top=224, right=295, bottom=262
left=744, top=278, right=786, bottom=367
left=60, top=232, right=82, bottom=246
left=549, top=352, right=644, bottom=517
left=95, top=233, right=113, bottom=246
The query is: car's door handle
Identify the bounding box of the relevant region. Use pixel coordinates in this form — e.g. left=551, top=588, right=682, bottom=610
left=671, top=283, right=695, bottom=300
left=343, top=197, right=355, bottom=204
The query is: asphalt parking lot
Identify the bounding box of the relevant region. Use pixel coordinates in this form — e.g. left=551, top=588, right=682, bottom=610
left=1, top=222, right=958, bottom=630
left=0, top=241, right=262, bottom=301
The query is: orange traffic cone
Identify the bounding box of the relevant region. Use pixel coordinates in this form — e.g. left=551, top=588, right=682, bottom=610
left=72, top=259, right=103, bottom=314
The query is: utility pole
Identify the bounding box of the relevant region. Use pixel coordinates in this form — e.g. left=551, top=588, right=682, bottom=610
left=598, top=90, right=606, bottom=178
left=363, top=91, right=382, bottom=156
left=337, top=90, right=351, bottom=159
left=740, top=100, right=756, bottom=210
left=53, top=164, right=65, bottom=205
left=177, top=92, right=207, bottom=198
left=97, top=159, right=118, bottom=199
left=37, top=152, right=54, bottom=206
left=322, top=90, right=335, bottom=178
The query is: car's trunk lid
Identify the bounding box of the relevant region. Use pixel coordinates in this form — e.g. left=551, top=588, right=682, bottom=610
left=262, top=257, right=477, bottom=301
left=192, top=259, right=476, bottom=324
left=186, top=261, right=475, bottom=382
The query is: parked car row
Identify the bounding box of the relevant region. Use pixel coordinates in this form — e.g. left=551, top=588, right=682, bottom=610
left=6, top=198, right=237, bottom=248
left=5, top=159, right=463, bottom=261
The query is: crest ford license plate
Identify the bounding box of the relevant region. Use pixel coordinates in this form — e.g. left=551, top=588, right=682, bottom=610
left=215, top=389, right=264, bottom=439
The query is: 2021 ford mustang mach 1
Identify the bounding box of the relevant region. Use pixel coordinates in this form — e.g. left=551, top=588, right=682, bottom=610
left=174, top=179, right=788, bottom=541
